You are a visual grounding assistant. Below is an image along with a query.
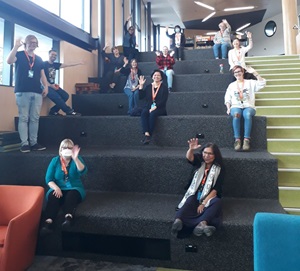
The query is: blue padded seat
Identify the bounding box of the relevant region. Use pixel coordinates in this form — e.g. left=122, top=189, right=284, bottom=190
left=253, top=212, right=300, bottom=271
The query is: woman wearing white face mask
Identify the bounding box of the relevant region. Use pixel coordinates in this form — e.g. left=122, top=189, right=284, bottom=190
left=40, top=138, right=87, bottom=236
left=166, top=25, right=186, bottom=61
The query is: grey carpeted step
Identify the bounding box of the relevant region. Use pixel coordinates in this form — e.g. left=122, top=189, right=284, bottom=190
left=32, top=115, right=267, bottom=149
left=137, top=59, right=230, bottom=76
left=37, top=191, right=285, bottom=271
left=138, top=48, right=215, bottom=62
left=0, top=146, right=277, bottom=199
left=72, top=92, right=227, bottom=116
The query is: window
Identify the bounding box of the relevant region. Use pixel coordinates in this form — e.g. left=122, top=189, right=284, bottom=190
left=0, top=18, right=4, bottom=84
left=29, top=0, right=90, bottom=33
left=30, top=0, right=60, bottom=16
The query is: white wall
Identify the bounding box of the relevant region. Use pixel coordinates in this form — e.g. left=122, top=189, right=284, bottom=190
left=247, top=5, right=300, bottom=56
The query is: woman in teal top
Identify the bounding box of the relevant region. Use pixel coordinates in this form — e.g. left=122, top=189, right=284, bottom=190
left=40, top=138, right=87, bottom=236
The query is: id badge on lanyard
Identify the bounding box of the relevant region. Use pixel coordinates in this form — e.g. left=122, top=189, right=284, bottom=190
left=28, top=70, right=34, bottom=78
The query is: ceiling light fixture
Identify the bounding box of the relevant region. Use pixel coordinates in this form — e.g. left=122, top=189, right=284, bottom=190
left=236, top=23, right=251, bottom=32
left=206, top=32, right=217, bottom=35
left=194, top=1, right=215, bottom=11
left=202, top=12, right=216, bottom=22
left=224, top=6, right=255, bottom=12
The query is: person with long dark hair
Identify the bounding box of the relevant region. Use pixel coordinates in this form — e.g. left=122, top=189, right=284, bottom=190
left=120, top=58, right=142, bottom=115
left=171, top=139, right=225, bottom=238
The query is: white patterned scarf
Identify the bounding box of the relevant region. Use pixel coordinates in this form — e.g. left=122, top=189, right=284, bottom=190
left=178, top=163, right=221, bottom=209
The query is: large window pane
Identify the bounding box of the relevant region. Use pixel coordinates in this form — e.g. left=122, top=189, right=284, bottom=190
left=29, top=0, right=60, bottom=16
left=0, top=18, right=4, bottom=84
left=61, top=0, right=90, bottom=33
left=29, top=0, right=90, bottom=33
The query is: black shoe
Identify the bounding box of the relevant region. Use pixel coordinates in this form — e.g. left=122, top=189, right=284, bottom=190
left=66, top=111, right=81, bottom=116
left=20, top=145, right=31, bottom=153
left=141, top=135, right=151, bottom=145
left=40, top=222, right=54, bottom=237
left=62, top=216, right=73, bottom=230
left=168, top=87, right=172, bottom=93
left=31, top=143, right=46, bottom=151
left=49, top=111, right=63, bottom=116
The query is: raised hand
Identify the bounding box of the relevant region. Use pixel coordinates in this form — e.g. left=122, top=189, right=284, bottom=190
left=72, top=145, right=80, bottom=160
left=187, top=138, right=201, bottom=150
left=138, top=75, right=146, bottom=86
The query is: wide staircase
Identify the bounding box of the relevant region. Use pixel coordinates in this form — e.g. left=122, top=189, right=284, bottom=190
left=247, top=55, right=300, bottom=215
left=0, top=49, right=285, bottom=271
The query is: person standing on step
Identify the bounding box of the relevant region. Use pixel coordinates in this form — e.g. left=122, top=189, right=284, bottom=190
left=123, top=15, right=139, bottom=62
left=228, top=32, right=259, bottom=80
left=44, top=49, right=82, bottom=116
left=155, top=46, right=175, bottom=93
left=101, top=44, right=125, bottom=93
left=120, top=57, right=142, bottom=115
left=166, top=25, right=186, bottom=61
left=138, top=70, right=169, bottom=145
left=40, top=138, right=87, bottom=236
left=6, top=35, right=48, bottom=153
left=213, top=19, right=232, bottom=59
left=224, top=65, right=266, bottom=151
left=171, top=140, right=225, bottom=238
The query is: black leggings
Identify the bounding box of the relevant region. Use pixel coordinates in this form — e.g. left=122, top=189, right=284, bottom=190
left=44, top=189, right=82, bottom=220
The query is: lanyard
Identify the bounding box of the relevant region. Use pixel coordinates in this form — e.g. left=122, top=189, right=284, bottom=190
left=152, top=82, right=161, bottom=102
left=237, top=80, right=244, bottom=99
left=235, top=49, right=242, bottom=62
left=24, top=51, right=35, bottom=70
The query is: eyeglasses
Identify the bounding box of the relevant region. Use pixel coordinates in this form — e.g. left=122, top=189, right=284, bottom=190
left=234, top=70, right=242, bottom=74
left=203, top=151, right=214, bottom=156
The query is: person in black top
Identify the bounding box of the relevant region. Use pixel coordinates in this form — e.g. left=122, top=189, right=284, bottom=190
left=44, top=49, right=83, bottom=116
left=138, top=70, right=169, bottom=145
left=6, top=35, right=48, bottom=153
left=171, top=140, right=225, bottom=238
left=166, top=25, right=186, bottom=61
left=123, top=15, right=139, bottom=62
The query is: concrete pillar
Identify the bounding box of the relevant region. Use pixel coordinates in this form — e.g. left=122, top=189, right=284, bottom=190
left=282, top=0, right=298, bottom=55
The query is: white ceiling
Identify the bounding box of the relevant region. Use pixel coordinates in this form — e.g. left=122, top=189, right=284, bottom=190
left=146, top=0, right=299, bottom=32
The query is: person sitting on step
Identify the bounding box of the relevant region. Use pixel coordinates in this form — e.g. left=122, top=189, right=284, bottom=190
left=120, top=57, right=142, bottom=115
left=40, top=138, right=87, bottom=236
left=138, top=70, right=169, bottom=145
left=224, top=65, right=266, bottom=151
left=165, top=25, right=186, bottom=61
left=44, top=49, right=82, bottom=116
left=228, top=32, right=260, bottom=80
left=171, top=140, right=225, bottom=238
left=155, top=46, right=175, bottom=93
left=101, top=44, right=124, bottom=93
left=213, top=19, right=232, bottom=59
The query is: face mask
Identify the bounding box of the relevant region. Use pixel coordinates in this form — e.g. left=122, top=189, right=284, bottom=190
left=175, top=28, right=180, bottom=33
left=61, top=149, right=73, bottom=157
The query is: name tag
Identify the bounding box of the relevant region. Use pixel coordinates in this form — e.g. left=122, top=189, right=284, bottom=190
left=151, top=102, right=156, bottom=109
left=28, top=70, right=34, bottom=78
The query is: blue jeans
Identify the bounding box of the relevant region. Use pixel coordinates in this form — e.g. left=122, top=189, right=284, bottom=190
left=141, top=108, right=167, bottom=136
left=213, top=43, right=231, bottom=59
left=47, top=87, right=72, bottom=114
left=161, top=69, right=174, bottom=88
left=15, top=92, right=43, bottom=146
left=124, top=87, right=139, bottom=114
left=230, top=107, right=256, bottom=139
